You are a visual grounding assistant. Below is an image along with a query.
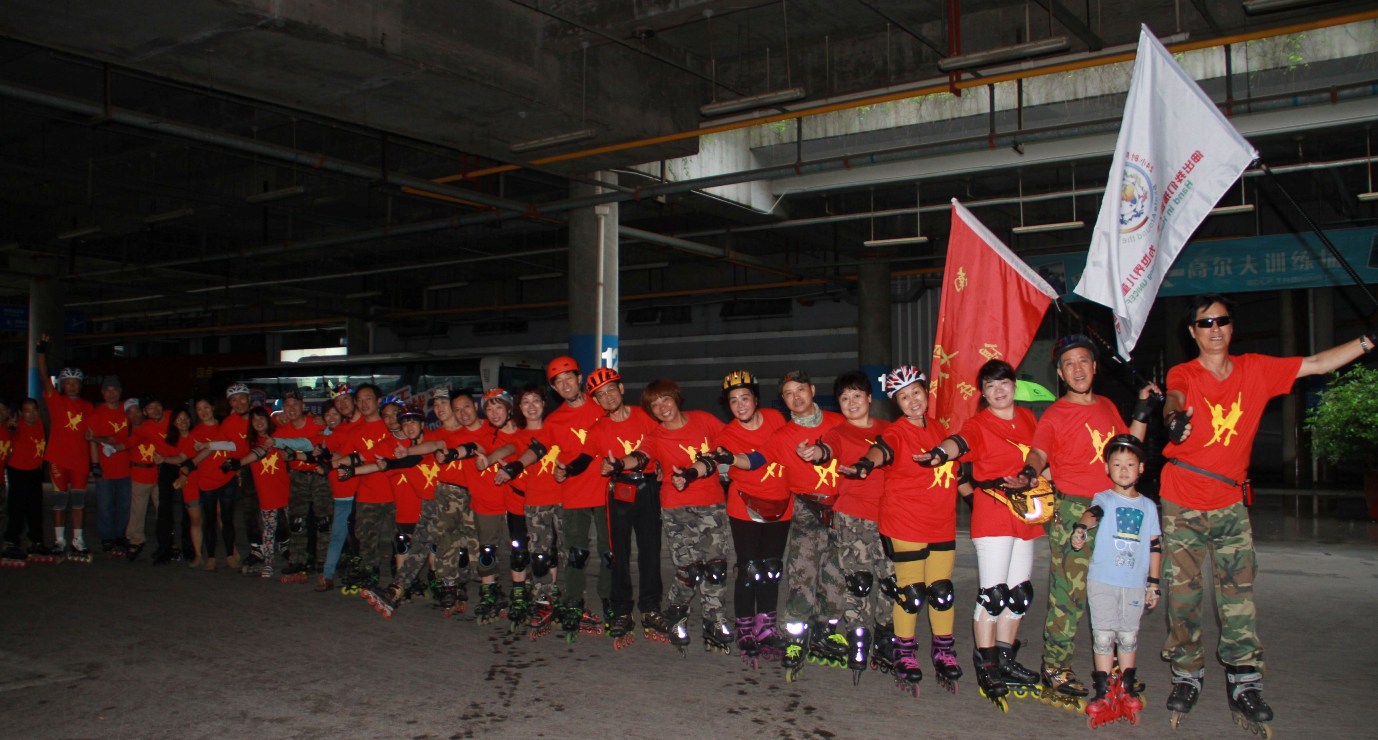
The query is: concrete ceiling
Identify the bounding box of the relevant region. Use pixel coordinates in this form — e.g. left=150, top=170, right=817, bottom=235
left=1, top=0, right=1376, bottom=354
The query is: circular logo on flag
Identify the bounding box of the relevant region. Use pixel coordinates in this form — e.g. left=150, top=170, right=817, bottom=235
left=1117, top=162, right=1153, bottom=236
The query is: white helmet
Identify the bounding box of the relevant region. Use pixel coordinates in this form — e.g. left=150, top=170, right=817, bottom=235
left=879, top=365, right=926, bottom=398
left=57, top=367, right=84, bottom=382
left=225, top=382, right=251, bottom=399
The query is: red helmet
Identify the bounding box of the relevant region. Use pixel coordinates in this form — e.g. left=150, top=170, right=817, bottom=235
left=546, top=355, right=580, bottom=382
left=585, top=367, right=622, bottom=395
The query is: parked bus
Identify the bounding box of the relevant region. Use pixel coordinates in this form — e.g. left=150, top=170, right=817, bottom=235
left=208, top=353, right=545, bottom=415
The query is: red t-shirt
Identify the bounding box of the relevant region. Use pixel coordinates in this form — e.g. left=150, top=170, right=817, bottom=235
left=249, top=448, right=291, bottom=510
left=389, top=437, right=425, bottom=524
left=276, top=417, right=326, bottom=472
left=510, top=427, right=563, bottom=508
left=585, top=407, right=663, bottom=506
left=43, top=390, right=92, bottom=468
left=89, top=404, right=132, bottom=478
left=322, top=420, right=360, bottom=499
left=543, top=399, right=608, bottom=510
left=876, top=417, right=957, bottom=543
left=0, top=426, right=10, bottom=469
left=9, top=419, right=46, bottom=471
left=345, top=419, right=399, bottom=505
left=958, top=407, right=1044, bottom=541
left=127, top=417, right=169, bottom=485
left=712, top=412, right=788, bottom=522
left=640, top=411, right=725, bottom=509
left=825, top=419, right=887, bottom=522
left=221, top=412, right=251, bottom=456
left=430, top=423, right=488, bottom=489
left=1163, top=354, right=1302, bottom=510
left=192, top=422, right=246, bottom=492
left=1030, top=396, right=1127, bottom=499
left=762, top=411, right=846, bottom=499
left=467, top=424, right=519, bottom=517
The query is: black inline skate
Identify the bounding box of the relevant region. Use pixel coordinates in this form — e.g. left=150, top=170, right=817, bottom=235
left=974, top=647, right=1010, bottom=711
left=364, top=582, right=404, bottom=619
left=280, top=560, right=310, bottom=584
left=0, top=543, right=27, bottom=568
left=475, top=583, right=506, bottom=625
left=608, top=611, right=636, bottom=650
left=753, top=611, right=786, bottom=661
left=1166, top=667, right=1203, bottom=730
left=846, top=626, right=872, bottom=686
left=1041, top=663, right=1089, bottom=712
left=703, top=620, right=733, bottom=656
left=736, top=617, right=760, bottom=667
left=1118, top=667, right=1145, bottom=726
left=507, top=583, right=529, bottom=634
left=641, top=610, right=671, bottom=644
left=782, top=621, right=810, bottom=682
left=528, top=590, right=558, bottom=640
left=808, top=618, right=849, bottom=668
left=437, top=581, right=467, bottom=617
left=930, top=634, right=962, bottom=694
left=664, top=605, right=691, bottom=657
left=1225, top=665, right=1273, bottom=738
left=996, top=641, right=1042, bottom=701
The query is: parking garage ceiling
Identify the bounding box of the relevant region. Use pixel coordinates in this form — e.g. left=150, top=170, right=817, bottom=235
left=0, top=0, right=1375, bottom=348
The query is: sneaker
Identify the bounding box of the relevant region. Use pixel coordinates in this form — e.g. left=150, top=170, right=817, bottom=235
left=203, top=557, right=217, bottom=571
left=225, top=553, right=241, bottom=570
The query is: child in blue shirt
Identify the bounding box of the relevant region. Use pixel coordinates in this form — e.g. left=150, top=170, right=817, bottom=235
left=1071, top=434, right=1161, bottom=724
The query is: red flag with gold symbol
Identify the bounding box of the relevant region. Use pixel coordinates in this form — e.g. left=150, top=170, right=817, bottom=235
left=929, top=200, right=1059, bottom=431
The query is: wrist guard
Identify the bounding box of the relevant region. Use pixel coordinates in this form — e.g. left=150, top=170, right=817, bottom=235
left=500, top=461, right=524, bottom=480
left=439, top=447, right=461, bottom=464
left=678, top=465, right=701, bottom=483
left=563, top=454, right=592, bottom=477
left=1166, top=410, right=1190, bottom=443
left=606, top=457, right=625, bottom=476
left=35, top=339, right=50, bottom=354
left=220, top=459, right=241, bottom=473
left=847, top=458, right=874, bottom=479
left=922, top=445, right=950, bottom=467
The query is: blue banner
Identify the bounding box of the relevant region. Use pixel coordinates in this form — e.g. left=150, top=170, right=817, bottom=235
left=1023, top=227, right=1378, bottom=298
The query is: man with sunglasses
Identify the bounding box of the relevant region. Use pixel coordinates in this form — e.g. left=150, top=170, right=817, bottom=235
left=1159, top=293, right=1373, bottom=732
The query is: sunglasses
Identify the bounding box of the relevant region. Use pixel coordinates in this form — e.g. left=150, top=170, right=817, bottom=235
left=1192, top=316, right=1232, bottom=329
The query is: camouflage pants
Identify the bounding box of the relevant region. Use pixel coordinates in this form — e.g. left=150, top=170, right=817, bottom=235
left=889, top=538, right=957, bottom=639
left=1042, top=494, right=1093, bottom=669
left=661, top=503, right=730, bottom=625
left=1161, top=500, right=1263, bottom=672
left=783, top=497, right=830, bottom=624
left=558, top=505, right=611, bottom=608
left=354, top=502, right=396, bottom=576
left=287, top=470, right=332, bottom=566
left=392, top=497, right=441, bottom=590
left=820, top=511, right=890, bottom=631
left=525, top=504, right=562, bottom=602
left=432, top=484, right=479, bottom=586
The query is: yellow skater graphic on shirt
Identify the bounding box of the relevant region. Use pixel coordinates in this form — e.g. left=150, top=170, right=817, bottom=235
left=1085, top=424, right=1116, bottom=464
left=364, top=438, right=375, bottom=451
left=34, top=439, right=46, bottom=459
left=571, top=428, right=588, bottom=445
left=1205, top=392, right=1243, bottom=447
left=0, top=440, right=10, bottom=459
left=930, top=460, right=956, bottom=489
left=677, top=439, right=710, bottom=465
left=109, top=420, right=128, bottom=434
left=758, top=462, right=784, bottom=481
left=814, top=459, right=839, bottom=488
left=138, top=443, right=157, bottom=463
left=259, top=452, right=281, bottom=475
left=419, top=461, right=440, bottom=488
left=538, top=445, right=562, bottom=475
left=65, top=411, right=84, bottom=432
left=618, top=436, right=642, bottom=456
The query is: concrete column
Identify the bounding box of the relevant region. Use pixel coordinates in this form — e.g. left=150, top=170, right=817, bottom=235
left=28, top=277, right=63, bottom=399
left=567, top=172, right=619, bottom=373
left=345, top=312, right=371, bottom=355
left=858, top=258, right=893, bottom=420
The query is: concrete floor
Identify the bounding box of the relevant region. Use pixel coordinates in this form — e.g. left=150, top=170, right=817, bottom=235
left=1, top=499, right=1375, bottom=739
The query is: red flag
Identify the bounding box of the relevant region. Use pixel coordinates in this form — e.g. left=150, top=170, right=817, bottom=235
left=929, top=200, right=1059, bottom=431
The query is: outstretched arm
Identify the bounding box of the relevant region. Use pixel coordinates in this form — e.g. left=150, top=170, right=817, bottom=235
left=1298, top=334, right=1373, bottom=378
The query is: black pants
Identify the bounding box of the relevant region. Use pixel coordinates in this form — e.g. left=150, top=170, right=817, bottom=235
left=238, top=469, right=260, bottom=552
left=199, top=481, right=238, bottom=559
left=729, top=517, right=791, bottom=619
left=608, top=477, right=663, bottom=615
left=4, top=466, right=44, bottom=547
left=156, top=464, right=182, bottom=555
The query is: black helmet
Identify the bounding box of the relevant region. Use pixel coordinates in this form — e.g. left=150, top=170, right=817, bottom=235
left=1052, top=334, right=1099, bottom=364
left=1104, top=433, right=1146, bottom=463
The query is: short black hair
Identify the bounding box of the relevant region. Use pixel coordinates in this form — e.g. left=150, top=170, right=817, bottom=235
left=833, top=370, right=872, bottom=399
left=354, top=383, right=382, bottom=399
left=1185, top=293, right=1234, bottom=325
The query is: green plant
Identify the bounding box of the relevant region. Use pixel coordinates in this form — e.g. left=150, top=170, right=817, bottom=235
left=1306, top=364, right=1378, bottom=467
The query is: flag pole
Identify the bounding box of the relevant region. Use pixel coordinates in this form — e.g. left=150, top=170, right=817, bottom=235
left=1258, top=162, right=1378, bottom=314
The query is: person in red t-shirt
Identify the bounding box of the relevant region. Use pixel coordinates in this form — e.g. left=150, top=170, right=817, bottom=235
left=611, top=378, right=731, bottom=654
left=125, top=398, right=170, bottom=562
left=918, top=359, right=1045, bottom=707
left=35, top=334, right=93, bottom=557
left=223, top=407, right=290, bottom=578
left=501, top=384, right=564, bottom=636
left=1158, top=294, right=1373, bottom=726
left=584, top=367, right=665, bottom=647
left=998, top=334, right=1156, bottom=704
left=5, top=399, right=50, bottom=558
left=467, top=388, right=524, bottom=626
left=839, top=365, right=958, bottom=695
left=155, top=407, right=205, bottom=566
left=274, top=392, right=331, bottom=583
left=88, top=376, right=133, bottom=554
left=326, top=384, right=401, bottom=592
left=673, top=369, right=788, bottom=661
left=797, top=371, right=891, bottom=682
left=178, top=396, right=248, bottom=571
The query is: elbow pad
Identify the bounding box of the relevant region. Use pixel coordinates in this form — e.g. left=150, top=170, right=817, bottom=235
left=527, top=438, right=548, bottom=460
left=382, top=455, right=424, bottom=471
left=1086, top=505, right=1104, bottom=521
left=873, top=434, right=895, bottom=466
left=743, top=451, right=766, bottom=470
left=1149, top=536, right=1162, bottom=553
left=563, top=454, right=593, bottom=477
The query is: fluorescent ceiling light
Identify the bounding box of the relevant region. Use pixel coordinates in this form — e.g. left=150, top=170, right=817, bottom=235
left=510, top=128, right=597, bottom=154
left=346, top=290, right=383, bottom=299
left=1358, top=192, right=1378, bottom=202
left=426, top=280, right=471, bottom=291
left=938, top=36, right=1071, bottom=72
left=1242, top=0, right=1339, bottom=15
left=517, top=272, right=563, bottom=282
left=700, top=87, right=807, bottom=117
left=58, top=226, right=101, bottom=240
left=863, top=236, right=929, bottom=247
left=1209, top=204, right=1256, bottom=216
left=143, top=207, right=195, bottom=224
left=1012, top=219, right=1085, bottom=235
left=246, top=185, right=306, bottom=203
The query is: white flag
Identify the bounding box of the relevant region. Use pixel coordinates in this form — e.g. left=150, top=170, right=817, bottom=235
left=1074, top=25, right=1257, bottom=359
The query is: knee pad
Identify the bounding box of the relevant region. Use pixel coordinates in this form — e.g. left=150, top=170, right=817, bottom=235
left=845, top=571, right=874, bottom=598
left=394, top=530, right=412, bottom=555
left=1116, top=630, right=1139, bottom=655
left=1007, top=580, right=1034, bottom=616
left=676, top=562, right=704, bottom=587
left=509, top=540, right=531, bottom=572
left=316, top=515, right=332, bottom=534
left=977, top=584, right=1009, bottom=617
left=704, top=559, right=728, bottom=585
left=479, top=544, right=498, bottom=569
left=739, top=559, right=761, bottom=587
left=897, top=582, right=926, bottom=614
left=290, top=516, right=307, bottom=534
left=68, top=489, right=87, bottom=510
left=926, top=579, right=956, bottom=611
left=568, top=546, right=590, bottom=570
left=456, top=547, right=470, bottom=568
left=600, top=550, right=614, bottom=570
left=531, top=551, right=553, bottom=578
left=762, top=557, right=783, bottom=583
left=44, top=490, right=68, bottom=512
left=1093, top=628, right=1116, bottom=656
left=878, top=574, right=899, bottom=602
